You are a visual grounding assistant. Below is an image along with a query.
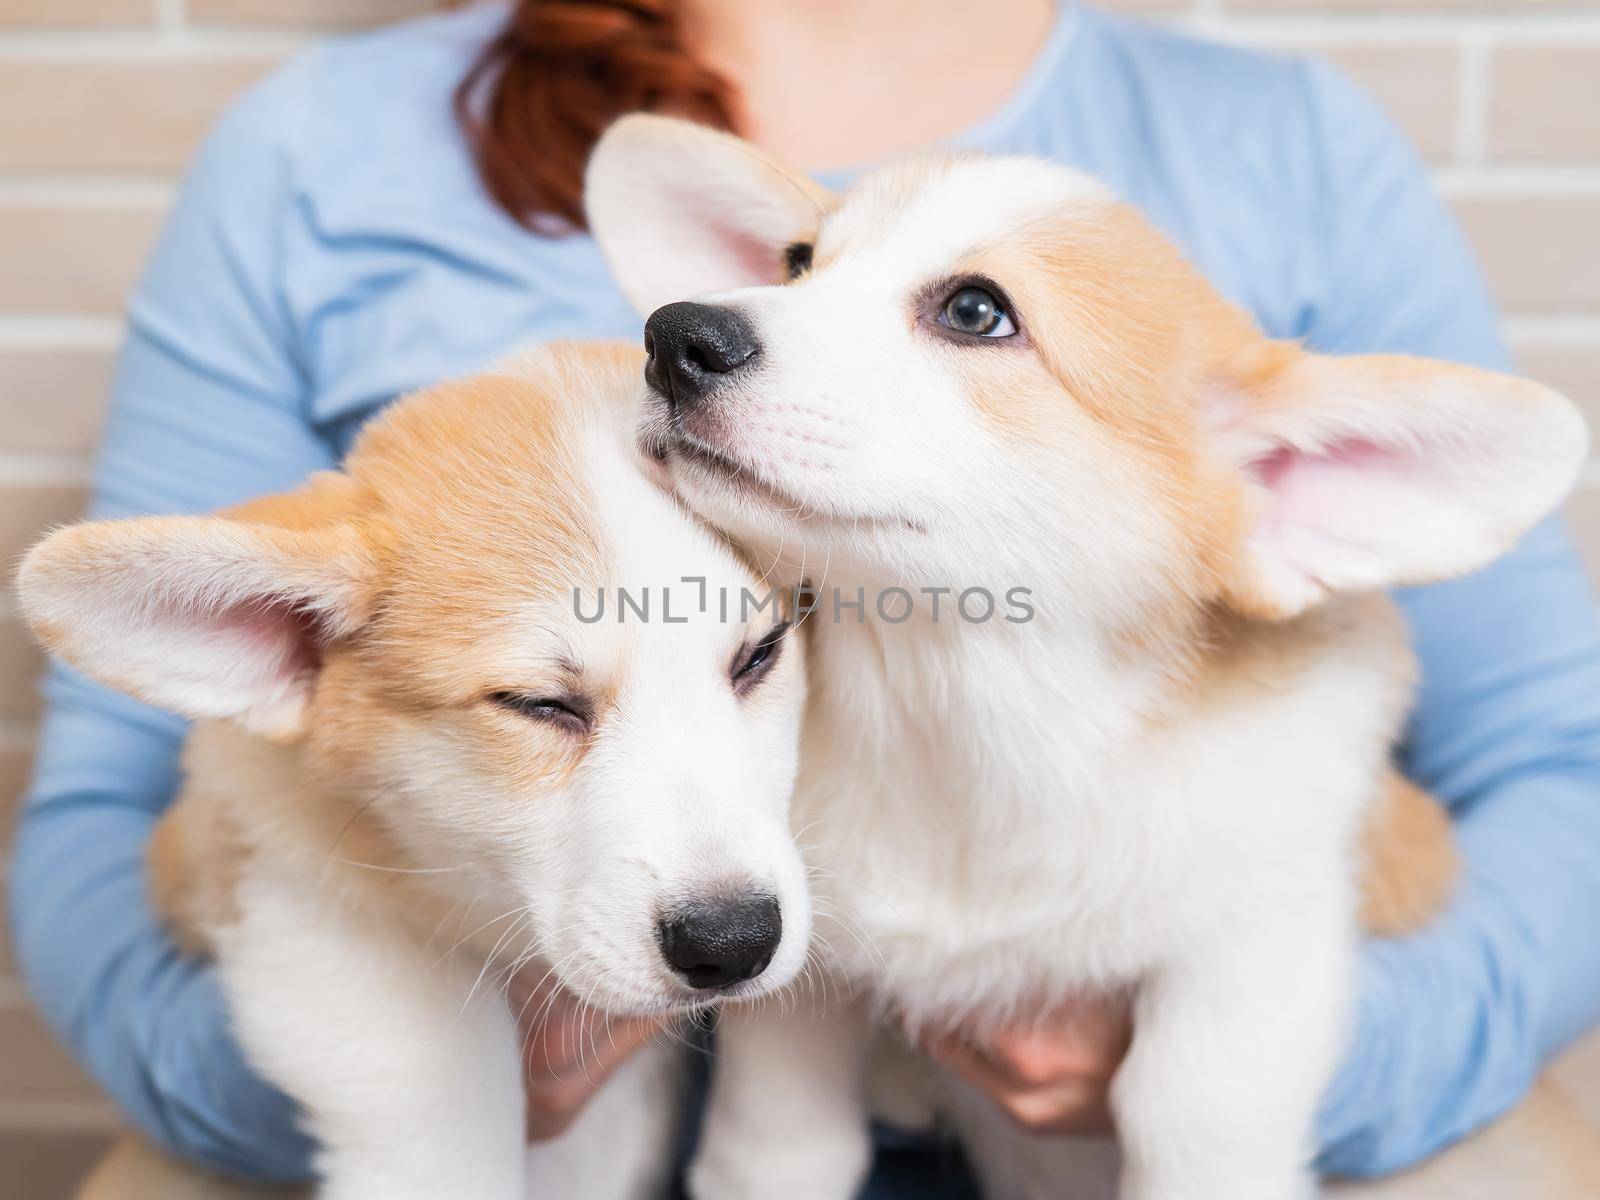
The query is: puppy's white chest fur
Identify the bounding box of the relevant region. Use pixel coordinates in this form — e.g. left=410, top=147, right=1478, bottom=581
left=799, top=592, right=1413, bottom=1034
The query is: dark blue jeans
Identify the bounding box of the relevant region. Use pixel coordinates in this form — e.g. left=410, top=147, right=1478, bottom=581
left=858, top=1135, right=983, bottom=1198
left=670, top=1137, right=981, bottom=1198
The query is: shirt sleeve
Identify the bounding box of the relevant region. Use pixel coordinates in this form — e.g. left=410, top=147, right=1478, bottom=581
left=1292, top=59, right=1600, bottom=1176
left=7, top=55, right=332, bottom=1182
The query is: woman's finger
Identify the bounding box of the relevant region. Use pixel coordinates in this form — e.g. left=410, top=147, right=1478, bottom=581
left=920, top=1002, right=1131, bottom=1138
left=521, top=996, right=660, bottom=1079
left=510, top=979, right=665, bottom=1142
left=925, top=1031, right=1112, bottom=1135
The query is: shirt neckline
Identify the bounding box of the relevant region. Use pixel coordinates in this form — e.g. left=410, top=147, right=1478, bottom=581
left=813, top=1, right=1083, bottom=187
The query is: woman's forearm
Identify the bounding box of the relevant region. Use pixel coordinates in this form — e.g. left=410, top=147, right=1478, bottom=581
left=1319, top=768, right=1600, bottom=1175
left=8, top=668, right=316, bottom=1180
left=9, top=59, right=344, bottom=1174
left=1318, top=518, right=1600, bottom=1174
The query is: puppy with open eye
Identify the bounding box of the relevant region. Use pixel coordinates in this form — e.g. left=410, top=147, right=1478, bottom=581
left=16, top=343, right=810, bottom=1200
left=587, top=119, right=1588, bottom=1200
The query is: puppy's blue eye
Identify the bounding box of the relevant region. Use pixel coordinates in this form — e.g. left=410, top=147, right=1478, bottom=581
left=939, top=286, right=1017, bottom=338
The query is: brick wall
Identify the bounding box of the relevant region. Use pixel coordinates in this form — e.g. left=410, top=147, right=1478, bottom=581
left=0, top=0, right=1596, bottom=1191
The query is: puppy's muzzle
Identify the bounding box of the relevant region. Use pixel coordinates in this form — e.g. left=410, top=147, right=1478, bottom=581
left=657, top=893, right=782, bottom=990
left=643, top=301, right=760, bottom=413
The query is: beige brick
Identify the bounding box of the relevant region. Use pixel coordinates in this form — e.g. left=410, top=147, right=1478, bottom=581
left=1, top=739, right=34, bottom=835
left=0, top=738, right=28, bottom=977
left=82, top=1138, right=306, bottom=1200
left=1229, top=0, right=1599, bottom=10
left=1490, top=47, right=1600, bottom=163
left=1564, top=487, right=1600, bottom=595
left=1455, top=196, right=1600, bottom=313
left=0, top=0, right=150, bottom=26
left=0, top=999, right=102, bottom=1103
left=0, top=350, right=113, bottom=457
left=0, top=483, right=86, bottom=567
left=0, top=483, right=85, bottom=720
left=1316, top=44, right=1459, bottom=162
left=1513, top=341, right=1600, bottom=431
left=0, top=58, right=280, bottom=173
left=0, top=204, right=162, bottom=314
left=0, top=1130, right=110, bottom=1200
left=1, top=615, right=48, bottom=722
left=1552, top=1029, right=1600, bottom=1128
left=189, top=0, right=433, bottom=27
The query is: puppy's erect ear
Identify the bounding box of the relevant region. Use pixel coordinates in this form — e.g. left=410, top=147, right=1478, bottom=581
left=586, top=114, right=831, bottom=315
left=15, top=473, right=376, bottom=740
left=1212, top=346, right=1588, bottom=619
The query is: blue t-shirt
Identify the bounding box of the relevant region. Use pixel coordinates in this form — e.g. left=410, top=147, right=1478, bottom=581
left=11, top=0, right=1600, bottom=1183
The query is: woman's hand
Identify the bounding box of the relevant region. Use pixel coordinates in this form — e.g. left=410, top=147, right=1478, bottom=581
left=921, top=994, right=1133, bottom=1136
left=507, top=970, right=663, bottom=1141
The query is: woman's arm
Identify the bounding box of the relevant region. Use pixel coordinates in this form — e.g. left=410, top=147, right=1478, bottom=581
left=7, top=57, right=329, bottom=1181
left=1298, top=59, right=1600, bottom=1176
left=1321, top=518, right=1600, bottom=1174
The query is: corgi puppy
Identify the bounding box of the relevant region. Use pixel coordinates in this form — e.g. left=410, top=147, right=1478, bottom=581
left=16, top=343, right=812, bottom=1200
left=586, top=118, right=1588, bottom=1200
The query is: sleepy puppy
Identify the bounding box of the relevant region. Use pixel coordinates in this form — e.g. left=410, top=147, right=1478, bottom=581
left=586, top=118, right=1587, bottom=1199
left=17, top=343, right=811, bottom=1200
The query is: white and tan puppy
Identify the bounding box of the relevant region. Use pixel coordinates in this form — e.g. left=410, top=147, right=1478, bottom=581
left=16, top=343, right=811, bottom=1200
left=587, top=118, right=1588, bottom=1200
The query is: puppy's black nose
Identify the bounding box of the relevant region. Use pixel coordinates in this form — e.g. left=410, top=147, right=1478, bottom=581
left=643, top=301, right=760, bottom=412
left=658, top=894, right=782, bottom=990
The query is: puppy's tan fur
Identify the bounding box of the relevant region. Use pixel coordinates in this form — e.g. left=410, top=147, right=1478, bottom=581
left=136, top=352, right=622, bottom=962
left=945, top=187, right=1465, bottom=934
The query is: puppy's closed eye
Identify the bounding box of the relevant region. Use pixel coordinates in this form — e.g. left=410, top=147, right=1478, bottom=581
left=489, top=691, right=592, bottom=735
left=731, top=623, right=789, bottom=696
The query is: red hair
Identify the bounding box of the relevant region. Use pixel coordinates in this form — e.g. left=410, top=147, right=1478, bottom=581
left=454, top=0, right=740, bottom=232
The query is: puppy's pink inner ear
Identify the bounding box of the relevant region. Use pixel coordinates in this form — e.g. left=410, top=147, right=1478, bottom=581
left=1245, top=437, right=1432, bottom=571
left=711, top=222, right=784, bottom=283
left=111, top=581, right=348, bottom=739
left=1218, top=348, right=1587, bottom=619
left=678, top=167, right=798, bottom=283
left=1233, top=426, right=1490, bottom=618
left=726, top=227, right=780, bottom=281
left=210, top=597, right=331, bottom=682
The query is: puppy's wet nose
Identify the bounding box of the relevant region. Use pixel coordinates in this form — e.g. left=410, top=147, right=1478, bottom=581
left=657, top=894, right=782, bottom=990
left=643, top=301, right=760, bottom=412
